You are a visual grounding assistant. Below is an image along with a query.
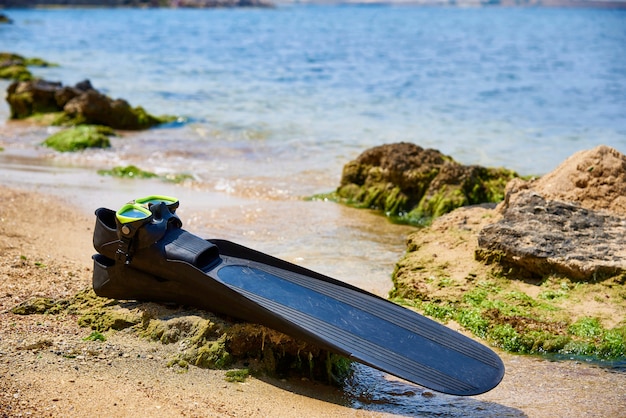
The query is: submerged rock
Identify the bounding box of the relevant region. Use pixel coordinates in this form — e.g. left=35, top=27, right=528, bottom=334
left=477, top=145, right=626, bottom=281
left=6, top=78, right=169, bottom=130
left=336, top=142, right=518, bottom=223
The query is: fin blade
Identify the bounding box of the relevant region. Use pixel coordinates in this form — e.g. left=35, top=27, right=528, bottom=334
left=215, top=262, right=504, bottom=396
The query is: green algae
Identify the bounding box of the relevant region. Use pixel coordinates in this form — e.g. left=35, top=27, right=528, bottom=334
left=225, top=368, right=250, bottom=383
left=23, top=57, right=57, bottom=68
left=317, top=168, right=519, bottom=227
left=11, top=297, right=58, bottom=315
left=83, top=331, right=107, bottom=342
left=0, top=53, right=56, bottom=81
left=97, top=165, right=158, bottom=179
left=10, top=288, right=352, bottom=385
left=0, top=65, right=33, bottom=81
left=78, top=308, right=142, bottom=331
left=97, top=165, right=193, bottom=184
left=42, top=125, right=116, bottom=152
left=391, top=271, right=626, bottom=359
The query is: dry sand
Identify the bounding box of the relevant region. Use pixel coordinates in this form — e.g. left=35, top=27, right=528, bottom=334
left=1, top=185, right=625, bottom=417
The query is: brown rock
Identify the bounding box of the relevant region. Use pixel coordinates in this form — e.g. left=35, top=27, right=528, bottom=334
left=6, top=78, right=164, bottom=130
left=6, top=79, right=62, bottom=119
left=530, top=145, right=626, bottom=217
left=478, top=145, right=626, bottom=281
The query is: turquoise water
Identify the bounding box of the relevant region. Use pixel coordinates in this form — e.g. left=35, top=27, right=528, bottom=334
left=1, top=6, right=625, bottom=414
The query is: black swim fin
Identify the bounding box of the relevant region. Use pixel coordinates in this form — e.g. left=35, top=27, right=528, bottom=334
left=92, top=204, right=504, bottom=396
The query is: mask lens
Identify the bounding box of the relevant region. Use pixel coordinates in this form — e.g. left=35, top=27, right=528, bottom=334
left=116, top=204, right=152, bottom=224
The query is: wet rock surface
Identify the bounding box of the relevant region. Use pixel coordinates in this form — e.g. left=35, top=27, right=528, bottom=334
left=477, top=145, right=626, bottom=281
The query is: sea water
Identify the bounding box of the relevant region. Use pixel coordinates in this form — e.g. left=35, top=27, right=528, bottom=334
left=2, top=6, right=625, bottom=179
left=0, top=5, right=625, bottom=415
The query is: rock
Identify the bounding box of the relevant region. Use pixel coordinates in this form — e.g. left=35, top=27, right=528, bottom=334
left=6, top=78, right=167, bottom=130
left=477, top=145, right=626, bottom=281
left=0, top=53, right=56, bottom=81
left=529, top=145, right=626, bottom=216
left=0, top=14, right=12, bottom=24
left=6, top=79, right=63, bottom=119
left=64, top=91, right=163, bottom=130
left=0, top=64, right=32, bottom=81
left=55, top=80, right=94, bottom=108
left=336, top=142, right=518, bottom=223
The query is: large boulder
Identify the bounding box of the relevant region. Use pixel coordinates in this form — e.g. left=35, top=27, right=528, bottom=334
left=477, top=145, right=626, bottom=281
left=337, top=142, right=518, bottom=223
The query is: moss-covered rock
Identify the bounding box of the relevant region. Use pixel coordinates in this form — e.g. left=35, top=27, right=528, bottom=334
left=6, top=78, right=171, bottom=130
left=0, top=52, right=56, bottom=81
left=42, top=125, right=115, bottom=152
left=62, top=90, right=166, bottom=130
left=11, top=297, right=57, bottom=315
left=333, top=142, right=519, bottom=225
left=0, top=64, right=33, bottom=81
left=6, top=79, right=63, bottom=119
left=11, top=289, right=352, bottom=385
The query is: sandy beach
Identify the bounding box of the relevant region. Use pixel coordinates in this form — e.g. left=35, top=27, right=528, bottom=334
left=2, top=4, right=626, bottom=415
left=0, top=183, right=624, bottom=417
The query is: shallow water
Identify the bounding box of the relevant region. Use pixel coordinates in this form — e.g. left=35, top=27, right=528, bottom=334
left=1, top=5, right=626, bottom=415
